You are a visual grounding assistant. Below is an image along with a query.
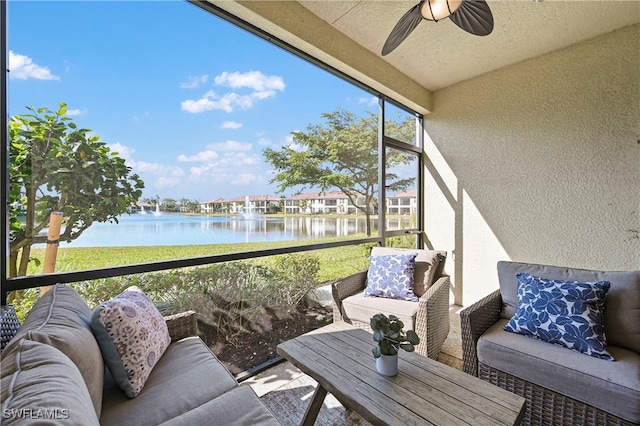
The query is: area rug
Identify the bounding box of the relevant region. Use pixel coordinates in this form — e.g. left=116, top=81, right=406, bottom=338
left=260, top=374, right=373, bottom=426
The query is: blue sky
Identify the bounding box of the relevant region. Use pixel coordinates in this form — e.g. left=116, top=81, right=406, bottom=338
left=8, top=0, right=378, bottom=202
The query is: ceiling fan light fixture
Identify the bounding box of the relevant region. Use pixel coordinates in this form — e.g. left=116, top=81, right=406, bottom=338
left=420, top=0, right=462, bottom=21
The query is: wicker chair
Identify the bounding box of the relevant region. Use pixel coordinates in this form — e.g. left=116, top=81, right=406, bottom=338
left=460, top=261, right=640, bottom=426
left=332, top=248, right=451, bottom=360
left=164, top=310, right=198, bottom=341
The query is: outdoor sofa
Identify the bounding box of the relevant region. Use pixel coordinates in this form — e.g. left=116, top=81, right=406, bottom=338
left=332, top=247, right=450, bottom=360
left=461, top=261, right=639, bottom=425
left=0, top=284, right=281, bottom=425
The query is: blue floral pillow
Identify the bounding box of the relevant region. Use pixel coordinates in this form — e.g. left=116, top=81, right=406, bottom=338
left=504, top=272, right=614, bottom=361
left=364, top=253, right=418, bottom=301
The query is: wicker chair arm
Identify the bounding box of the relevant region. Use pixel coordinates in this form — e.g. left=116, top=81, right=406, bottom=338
left=164, top=310, right=198, bottom=342
left=331, top=270, right=368, bottom=322
left=460, top=290, right=502, bottom=377
left=415, top=275, right=451, bottom=360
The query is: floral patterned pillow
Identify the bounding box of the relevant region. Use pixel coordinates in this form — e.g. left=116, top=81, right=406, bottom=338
left=504, top=272, right=614, bottom=361
left=90, top=286, right=171, bottom=397
left=364, top=253, right=418, bottom=301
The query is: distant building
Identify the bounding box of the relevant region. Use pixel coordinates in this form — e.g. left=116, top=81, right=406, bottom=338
left=200, top=189, right=417, bottom=215
left=386, top=189, right=417, bottom=215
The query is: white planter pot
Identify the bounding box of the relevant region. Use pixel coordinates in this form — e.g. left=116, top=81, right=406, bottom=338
left=376, top=354, right=398, bottom=376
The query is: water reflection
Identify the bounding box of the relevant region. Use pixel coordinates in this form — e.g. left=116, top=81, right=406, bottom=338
left=57, top=214, right=413, bottom=247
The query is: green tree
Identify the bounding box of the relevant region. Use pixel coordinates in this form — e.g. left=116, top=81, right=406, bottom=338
left=161, top=198, right=177, bottom=212
left=263, top=108, right=415, bottom=235
left=9, top=103, right=144, bottom=278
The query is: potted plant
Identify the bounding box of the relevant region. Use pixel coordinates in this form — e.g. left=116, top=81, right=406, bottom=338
left=370, top=313, right=420, bottom=376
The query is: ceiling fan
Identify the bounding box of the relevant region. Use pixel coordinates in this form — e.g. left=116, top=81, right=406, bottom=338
left=381, top=0, right=494, bottom=56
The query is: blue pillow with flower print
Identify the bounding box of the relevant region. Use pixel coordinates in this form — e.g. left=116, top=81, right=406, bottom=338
left=504, top=272, right=614, bottom=361
left=364, top=253, right=418, bottom=302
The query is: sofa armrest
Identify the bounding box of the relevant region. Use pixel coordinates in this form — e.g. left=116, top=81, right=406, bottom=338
left=415, top=275, right=451, bottom=360
left=331, top=270, right=368, bottom=323
left=460, top=290, right=502, bottom=377
left=164, top=310, right=198, bottom=342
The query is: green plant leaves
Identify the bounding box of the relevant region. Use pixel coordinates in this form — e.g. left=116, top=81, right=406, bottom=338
left=370, top=312, right=420, bottom=357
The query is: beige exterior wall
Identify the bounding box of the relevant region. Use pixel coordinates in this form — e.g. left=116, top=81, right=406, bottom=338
left=423, top=24, right=640, bottom=306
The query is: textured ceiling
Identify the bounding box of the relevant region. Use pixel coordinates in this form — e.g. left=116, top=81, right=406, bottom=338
left=206, top=1, right=639, bottom=112
left=298, top=0, right=640, bottom=91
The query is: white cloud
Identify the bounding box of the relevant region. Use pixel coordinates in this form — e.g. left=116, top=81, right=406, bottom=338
left=219, top=151, right=259, bottom=167
left=180, top=74, right=208, bottom=89
left=231, top=173, right=259, bottom=185
left=214, top=71, right=285, bottom=91
left=9, top=51, right=59, bottom=80
left=181, top=90, right=277, bottom=113
left=66, top=109, right=86, bottom=117
left=177, top=150, right=219, bottom=162
left=108, top=143, right=136, bottom=162
left=358, top=96, right=378, bottom=107
left=284, top=133, right=306, bottom=152
left=212, top=141, right=252, bottom=152
left=221, top=120, right=242, bottom=129
left=181, top=71, right=284, bottom=114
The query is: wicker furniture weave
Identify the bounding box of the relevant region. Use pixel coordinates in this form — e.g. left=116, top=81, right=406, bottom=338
left=164, top=309, right=198, bottom=341
left=332, top=269, right=451, bottom=360
left=461, top=290, right=636, bottom=426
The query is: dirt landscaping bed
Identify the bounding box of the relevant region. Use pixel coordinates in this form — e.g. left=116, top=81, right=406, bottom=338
left=199, top=302, right=333, bottom=376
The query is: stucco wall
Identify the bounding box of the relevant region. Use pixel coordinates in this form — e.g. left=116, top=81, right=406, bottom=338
left=423, top=24, right=640, bottom=306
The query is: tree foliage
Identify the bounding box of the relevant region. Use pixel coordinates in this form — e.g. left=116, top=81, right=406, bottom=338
left=263, top=108, right=415, bottom=235
left=9, top=103, right=144, bottom=277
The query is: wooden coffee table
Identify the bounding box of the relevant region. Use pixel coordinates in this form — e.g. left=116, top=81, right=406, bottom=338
left=277, top=322, right=525, bottom=426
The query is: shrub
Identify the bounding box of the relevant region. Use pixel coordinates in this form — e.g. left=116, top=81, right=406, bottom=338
left=10, top=253, right=321, bottom=335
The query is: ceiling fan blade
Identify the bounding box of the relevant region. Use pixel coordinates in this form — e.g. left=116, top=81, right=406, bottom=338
left=381, top=2, right=424, bottom=56
left=449, top=0, right=494, bottom=36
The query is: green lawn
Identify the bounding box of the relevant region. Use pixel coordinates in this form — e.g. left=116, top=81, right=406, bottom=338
left=26, top=237, right=374, bottom=283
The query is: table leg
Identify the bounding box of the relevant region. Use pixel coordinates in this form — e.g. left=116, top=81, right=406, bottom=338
left=300, top=385, right=328, bottom=426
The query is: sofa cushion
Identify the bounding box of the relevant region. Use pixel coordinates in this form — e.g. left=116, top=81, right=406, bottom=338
left=365, top=253, right=418, bottom=301
left=91, top=286, right=171, bottom=398
left=1, top=339, right=100, bottom=425
left=100, top=337, right=238, bottom=425
left=158, top=386, right=281, bottom=426
left=371, top=247, right=446, bottom=297
left=342, top=292, right=418, bottom=330
left=6, top=284, right=104, bottom=417
left=478, top=319, right=640, bottom=423
left=497, top=261, right=640, bottom=353
left=504, top=272, right=613, bottom=360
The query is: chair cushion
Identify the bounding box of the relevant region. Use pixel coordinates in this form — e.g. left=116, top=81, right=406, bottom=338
left=497, top=261, right=640, bottom=353
left=504, top=272, right=613, bottom=360
left=370, top=247, right=446, bottom=297
left=1, top=339, right=100, bottom=425
left=91, top=286, right=171, bottom=398
left=5, top=284, right=104, bottom=417
left=158, top=386, right=280, bottom=426
left=100, top=337, right=238, bottom=425
left=479, top=319, right=640, bottom=423
left=342, top=292, right=419, bottom=330
left=364, top=253, right=418, bottom=301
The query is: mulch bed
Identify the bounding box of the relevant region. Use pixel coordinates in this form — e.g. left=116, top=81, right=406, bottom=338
left=198, top=303, right=333, bottom=376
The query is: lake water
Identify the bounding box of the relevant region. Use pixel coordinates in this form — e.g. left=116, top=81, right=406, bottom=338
left=54, top=213, right=411, bottom=247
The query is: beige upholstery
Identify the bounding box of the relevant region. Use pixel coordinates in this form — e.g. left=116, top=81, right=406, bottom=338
left=1, top=339, right=100, bottom=425
left=4, top=284, right=104, bottom=416
left=332, top=248, right=450, bottom=360
left=0, top=284, right=281, bottom=426
left=461, top=261, right=640, bottom=425
left=341, top=292, right=418, bottom=329
left=100, top=337, right=238, bottom=425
